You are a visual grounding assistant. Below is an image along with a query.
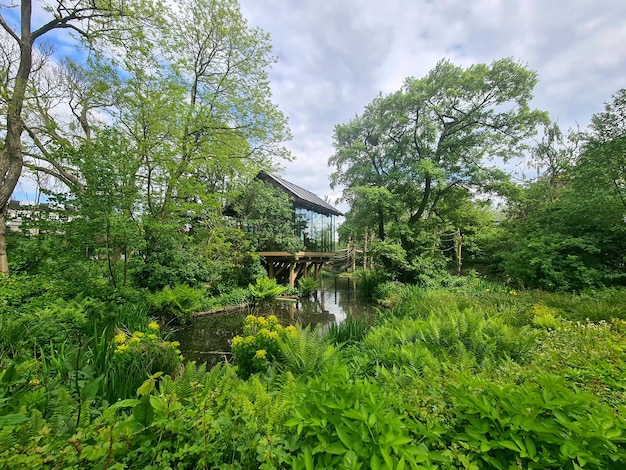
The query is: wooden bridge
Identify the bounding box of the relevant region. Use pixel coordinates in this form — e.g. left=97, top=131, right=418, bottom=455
left=257, top=251, right=336, bottom=288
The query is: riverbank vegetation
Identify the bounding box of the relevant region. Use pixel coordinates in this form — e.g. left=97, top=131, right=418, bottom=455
left=2, top=279, right=625, bottom=468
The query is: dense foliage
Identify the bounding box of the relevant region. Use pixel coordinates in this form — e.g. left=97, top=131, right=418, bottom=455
left=2, top=279, right=626, bottom=468
left=332, top=72, right=625, bottom=290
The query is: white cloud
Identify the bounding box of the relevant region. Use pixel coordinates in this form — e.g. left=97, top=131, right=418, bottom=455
left=9, top=0, right=626, bottom=209
left=240, top=0, right=626, bottom=206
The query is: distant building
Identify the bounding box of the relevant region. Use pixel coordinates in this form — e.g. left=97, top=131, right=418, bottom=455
left=5, top=200, right=74, bottom=234
left=254, top=172, right=343, bottom=287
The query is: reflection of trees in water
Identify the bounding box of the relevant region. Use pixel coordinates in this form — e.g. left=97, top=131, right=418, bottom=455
left=175, top=282, right=376, bottom=364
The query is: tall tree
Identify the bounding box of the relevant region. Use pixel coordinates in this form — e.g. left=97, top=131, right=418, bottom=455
left=1, top=0, right=291, bottom=276
left=487, top=91, right=626, bottom=290
left=0, top=0, right=146, bottom=274
left=330, top=58, right=547, bottom=248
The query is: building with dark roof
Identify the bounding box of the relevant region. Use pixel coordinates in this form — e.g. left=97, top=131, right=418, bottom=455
left=256, top=171, right=342, bottom=253
left=254, top=172, right=343, bottom=287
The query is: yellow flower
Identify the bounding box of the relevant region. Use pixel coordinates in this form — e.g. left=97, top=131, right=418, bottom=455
left=134, top=331, right=145, bottom=338
left=232, top=336, right=243, bottom=347
left=267, top=315, right=279, bottom=324
left=115, top=344, right=129, bottom=353
left=509, top=290, right=518, bottom=296
left=113, top=333, right=127, bottom=344
left=254, top=349, right=267, bottom=359
left=130, top=336, right=141, bottom=343
left=28, top=379, right=41, bottom=388
left=285, top=325, right=298, bottom=337
left=257, top=317, right=269, bottom=328
left=148, top=321, right=160, bottom=331
left=170, top=341, right=180, bottom=348
left=147, top=333, right=158, bottom=340
left=245, top=315, right=257, bottom=323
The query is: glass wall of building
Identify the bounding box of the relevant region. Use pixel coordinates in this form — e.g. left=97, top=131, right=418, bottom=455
left=295, top=208, right=336, bottom=252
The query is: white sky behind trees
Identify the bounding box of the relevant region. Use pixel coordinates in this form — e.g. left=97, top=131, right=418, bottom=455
left=238, top=0, right=626, bottom=211
left=9, top=0, right=626, bottom=209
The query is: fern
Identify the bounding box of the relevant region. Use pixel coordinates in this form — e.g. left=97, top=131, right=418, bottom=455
left=279, top=325, right=337, bottom=376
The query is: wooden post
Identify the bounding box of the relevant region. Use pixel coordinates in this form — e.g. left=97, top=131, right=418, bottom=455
left=289, top=262, right=296, bottom=288
left=363, top=229, right=368, bottom=270
left=455, top=227, right=463, bottom=276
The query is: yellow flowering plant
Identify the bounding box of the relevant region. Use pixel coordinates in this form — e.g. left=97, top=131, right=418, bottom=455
left=231, top=314, right=297, bottom=377
left=110, top=327, right=183, bottom=396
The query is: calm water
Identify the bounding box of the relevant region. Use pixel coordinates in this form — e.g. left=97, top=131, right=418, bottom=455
left=173, top=278, right=376, bottom=366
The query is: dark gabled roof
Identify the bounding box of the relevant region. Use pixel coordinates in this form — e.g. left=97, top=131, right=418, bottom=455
left=256, top=171, right=343, bottom=217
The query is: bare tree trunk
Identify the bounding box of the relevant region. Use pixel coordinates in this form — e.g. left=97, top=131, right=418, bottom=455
left=0, top=1, right=33, bottom=274
left=455, top=227, right=463, bottom=276
left=0, top=206, right=8, bottom=275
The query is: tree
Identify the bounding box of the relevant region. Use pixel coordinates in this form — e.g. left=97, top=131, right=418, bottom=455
left=0, top=0, right=148, bottom=274
left=578, top=89, right=626, bottom=211
left=330, top=58, right=547, bottom=277
left=488, top=91, right=626, bottom=290
left=1, top=0, right=291, bottom=278
left=230, top=179, right=303, bottom=253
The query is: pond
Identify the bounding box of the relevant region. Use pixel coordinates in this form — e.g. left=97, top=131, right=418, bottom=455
left=173, top=277, right=377, bottom=366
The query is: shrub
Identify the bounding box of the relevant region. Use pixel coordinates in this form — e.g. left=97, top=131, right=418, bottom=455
left=297, top=277, right=318, bottom=298
left=285, top=364, right=430, bottom=468
left=202, top=287, right=251, bottom=310
left=278, top=325, right=337, bottom=376
left=108, top=322, right=183, bottom=400
left=147, top=284, right=204, bottom=324
left=248, top=277, right=287, bottom=302
left=446, top=374, right=626, bottom=468
left=231, top=315, right=296, bottom=377
left=355, top=269, right=389, bottom=299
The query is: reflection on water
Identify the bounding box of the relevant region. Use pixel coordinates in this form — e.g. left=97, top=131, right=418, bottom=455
left=173, top=278, right=376, bottom=366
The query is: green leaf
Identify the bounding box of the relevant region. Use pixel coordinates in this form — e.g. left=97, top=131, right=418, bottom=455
left=525, top=437, right=537, bottom=459
left=336, top=426, right=352, bottom=448
left=149, top=396, right=167, bottom=414
left=107, top=399, right=141, bottom=412
left=1, top=364, right=18, bottom=384
left=132, top=396, right=155, bottom=428
left=303, top=447, right=314, bottom=470
left=499, top=440, right=521, bottom=452
left=0, top=413, right=28, bottom=426
left=325, top=442, right=347, bottom=455
left=80, top=375, right=103, bottom=402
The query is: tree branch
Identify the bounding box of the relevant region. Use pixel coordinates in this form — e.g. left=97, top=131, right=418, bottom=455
left=0, top=15, right=20, bottom=43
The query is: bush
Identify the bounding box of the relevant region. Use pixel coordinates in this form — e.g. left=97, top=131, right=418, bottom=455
left=147, top=284, right=204, bottom=324
left=231, top=315, right=296, bottom=377
left=248, top=277, right=287, bottom=302
left=446, top=374, right=626, bottom=468
left=108, top=322, right=183, bottom=401
left=297, top=277, right=318, bottom=298
left=202, top=287, right=251, bottom=310
left=278, top=325, right=338, bottom=376
left=355, top=269, right=389, bottom=299
left=285, top=364, right=429, bottom=468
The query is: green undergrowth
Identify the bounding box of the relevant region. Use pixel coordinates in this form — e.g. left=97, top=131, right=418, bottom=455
left=1, top=283, right=625, bottom=468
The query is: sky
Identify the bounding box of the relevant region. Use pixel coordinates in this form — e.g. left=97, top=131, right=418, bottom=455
left=238, top=0, right=626, bottom=211
left=9, top=0, right=626, bottom=209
